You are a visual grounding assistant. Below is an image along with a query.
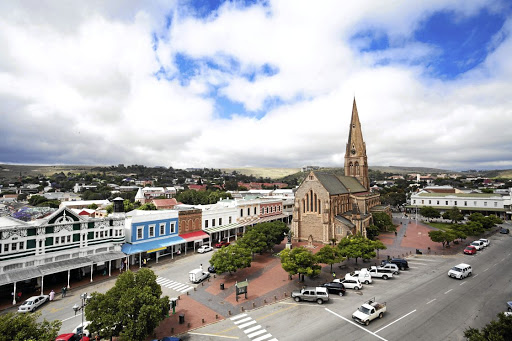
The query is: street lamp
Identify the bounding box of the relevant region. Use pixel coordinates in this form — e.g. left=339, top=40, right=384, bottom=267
left=72, top=292, right=92, bottom=338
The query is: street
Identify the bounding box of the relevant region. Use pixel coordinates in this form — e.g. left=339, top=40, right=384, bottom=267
left=187, top=229, right=512, bottom=341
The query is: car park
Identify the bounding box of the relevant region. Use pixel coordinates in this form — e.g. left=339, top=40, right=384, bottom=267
left=500, top=228, right=509, bottom=234
left=334, top=277, right=363, bottom=290
left=291, top=287, right=329, bottom=304
left=479, top=238, right=490, bottom=247
left=463, top=245, right=477, bottom=255
left=197, top=245, right=213, bottom=253
left=320, top=282, right=346, bottom=296
left=55, top=334, right=90, bottom=341
left=382, top=258, right=409, bottom=270
left=470, top=240, right=484, bottom=250
left=215, top=241, right=230, bottom=248
left=17, top=295, right=49, bottom=313
left=448, top=263, right=472, bottom=280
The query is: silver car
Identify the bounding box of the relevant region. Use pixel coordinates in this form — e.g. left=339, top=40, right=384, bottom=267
left=17, top=295, right=49, bottom=313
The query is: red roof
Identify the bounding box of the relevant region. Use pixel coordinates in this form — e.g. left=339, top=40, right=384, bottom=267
left=151, top=198, right=178, bottom=208
left=179, top=230, right=209, bottom=242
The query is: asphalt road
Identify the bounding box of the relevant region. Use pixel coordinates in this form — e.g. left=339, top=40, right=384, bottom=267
left=187, top=229, right=512, bottom=341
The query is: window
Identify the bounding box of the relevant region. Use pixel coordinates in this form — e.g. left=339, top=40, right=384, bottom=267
left=212, top=219, right=216, bottom=227
left=55, top=238, right=59, bottom=244
left=229, top=216, right=232, bottom=224
left=160, top=223, right=165, bottom=236
left=494, top=202, right=498, bottom=207
left=474, top=201, right=477, bottom=206
left=149, top=225, right=155, bottom=238
left=413, top=200, right=416, bottom=204
left=247, top=208, right=250, bottom=216
left=19, top=242, right=24, bottom=250
left=445, top=201, right=448, bottom=205
left=170, top=223, right=175, bottom=233
left=428, top=200, right=431, bottom=204
left=4, top=244, right=8, bottom=252
left=137, top=227, right=143, bottom=240
left=205, top=220, right=208, bottom=228
left=437, top=201, right=439, bottom=205
left=484, top=202, right=487, bottom=207
left=240, top=209, right=243, bottom=217
left=309, top=175, right=313, bottom=180
left=464, top=201, right=467, bottom=206
left=421, top=200, right=424, bottom=204
left=12, top=243, right=17, bottom=251
left=454, top=201, right=457, bottom=206
left=219, top=218, right=222, bottom=225
left=61, top=236, right=66, bottom=243
left=254, top=207, right=257, bottom=214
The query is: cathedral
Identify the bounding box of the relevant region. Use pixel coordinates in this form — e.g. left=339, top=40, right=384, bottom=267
left=291, top=98, right=389, bottom=244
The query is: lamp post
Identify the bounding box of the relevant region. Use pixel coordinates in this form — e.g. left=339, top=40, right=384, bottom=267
left=72, top=292, right=91, bottom=338
left=415, top=205, right=418, bottom=222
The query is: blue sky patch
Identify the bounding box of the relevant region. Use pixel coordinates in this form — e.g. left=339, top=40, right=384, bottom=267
left=182, top=0, right=266, bottom=19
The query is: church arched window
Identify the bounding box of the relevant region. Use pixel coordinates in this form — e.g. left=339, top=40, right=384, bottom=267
left=318, top=199, right=321, bottom=214
left=355, top=162, right=360, bottom=175
left=314, top=193, right=317, bottom=212
left=310, top=190, right=313, bottom=212
left=349, top=162, right=353, bottom=176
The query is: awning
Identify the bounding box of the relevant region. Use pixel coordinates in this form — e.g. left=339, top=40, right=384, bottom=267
left=179, top=230, right=210, bottom=242
left=39, top=257, right=94, bottom=276
left=121, top=235, right=185, bottom=255
left=89, top=251, right=126, bottom=263
left=204, top=223, right=242, bottom=234
left=244, top=214, right=288, bottom=226
left=0, top=268, right=43, bottom=286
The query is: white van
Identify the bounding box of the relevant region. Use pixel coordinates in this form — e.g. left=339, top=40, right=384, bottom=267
left=448, top=263, right=472, bottom=279
left=349, top=269, right=373, bottom=284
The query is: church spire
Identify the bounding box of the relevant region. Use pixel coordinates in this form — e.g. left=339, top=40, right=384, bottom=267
left=345, top=98, right=369, bottom=190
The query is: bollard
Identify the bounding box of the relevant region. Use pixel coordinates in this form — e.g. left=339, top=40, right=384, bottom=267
left=274, top=295, right=277, bottom=301
left=187, top=323, right=190, bottom=328
left=201, top=282, right=204, bottom=286
left=194, top=287, right=197, bottom=291
left=187, top=291, right=189, bottom=295
left=264, top=299, right=267, bottom=304
left=252, top=302, right=255, bottom=308
left=241, top=306, right=245, bottom=312
left=214, top=274, right=216, bottom=278
left=228, top=310, right=231, bottom=315
left=208, top=278, right=210, bottom=282
left=178, top=296, right=181, bottom=300
left=179, top=314, right=185, bottom=324
left=216, top=314, right=218, bottom=319
left=202, top=318, right=205, bottom=324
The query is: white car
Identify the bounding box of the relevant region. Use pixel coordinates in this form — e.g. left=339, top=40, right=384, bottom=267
left=197, top=245, right=213, bottom=253
left=470, top=240, right=484, bottom=250
left=17, top=295, right=49, bottom=313
left=479, top=238, right=490, bottom=247
left=334, top=277, right=363, bottom=290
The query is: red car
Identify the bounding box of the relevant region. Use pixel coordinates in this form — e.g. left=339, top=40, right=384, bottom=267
left=464, top=245, right=477, bottom=255
left=55, top=334, right=90, bottom=341
left=215, top=241, right=230, bottom=248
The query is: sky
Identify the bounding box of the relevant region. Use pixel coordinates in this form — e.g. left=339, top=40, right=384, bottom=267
left=1, top=0, right=512, bottom=171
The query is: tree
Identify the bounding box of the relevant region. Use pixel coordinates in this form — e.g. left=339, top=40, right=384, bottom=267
left=0, top=311, right=62, bottom=341
left=316, top=245, right=345, bottom=272
left=28, top=195, right=47, bottom=206
left=372, top=212, right=396, bottom=232
left=366, top=225, right=380, bottom=240
left=337, top=234, right=383, bottom=264
left=137, top=203, right=156, bottom=211
left=428, top=230, right=447, bottom=248
left=87, top=203, right=98, bottom=209
left=279, top=246, right=321, bottom=281
left=464, top=313, right=512, bottom=341
left=444, top=207, right=464, bottom=224
left=209, top=244, right=252, bottom=274
left=85, top=268, right=169, bottom=341
left=420, top=206, right=441, bottom=221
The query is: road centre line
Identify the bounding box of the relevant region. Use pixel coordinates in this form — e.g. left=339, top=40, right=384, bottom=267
left=426, top=299, right=436, bottom=305
left=460, top=281, right=466, bottom=285
left=187, top=332, right=239, bottom=339
left=484, top=268, right=489, bottom=272
left=61, top=314, right=80, bottom=322
left=325, top=308, right=388, bottom=341
left=375, top=309, right=416, bottom=334
left=444, top=289, right=453, bottom=294
left=473, top=274, right=479, bottom=278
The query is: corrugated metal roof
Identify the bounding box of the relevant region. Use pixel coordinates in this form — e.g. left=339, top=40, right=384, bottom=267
left=314, top=172, right=348, bottom=195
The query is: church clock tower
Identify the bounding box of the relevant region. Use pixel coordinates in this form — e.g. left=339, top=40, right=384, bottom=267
left=345, top=98, right=370, bottom=190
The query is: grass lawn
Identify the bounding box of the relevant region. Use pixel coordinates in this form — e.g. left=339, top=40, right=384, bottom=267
left=425, top=222, right=454, bottom=232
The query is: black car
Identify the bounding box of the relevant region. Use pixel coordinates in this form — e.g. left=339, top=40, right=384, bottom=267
left=382, top=258, right=409, bottom=270
left=500, top=228, right=510, bottom=234
left=320, top=282, right=346, bottom=296
left=208, top=265, right=216, bottom=273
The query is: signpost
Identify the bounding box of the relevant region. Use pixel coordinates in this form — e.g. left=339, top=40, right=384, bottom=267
left=235, top=280, right=249, bottom=302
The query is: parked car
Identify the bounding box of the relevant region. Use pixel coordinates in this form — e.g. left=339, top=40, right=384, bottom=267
left=334, top=277, right=363, bottom=290
left=463, top=245, right=477, bottom=255
left=367, top=266, right=393, bottom=280
left=470, top=240, right=484, bottom=250
left=500, top=228, right=509, bottom=234
left=320, top=282, right=346, bottom=296
left=197, top=245, right=213, bottom=253
left=381, top=258, right=409, bottom=270
left=55, top=334, right=90, bottom=341
left=448, top=263, right=472, bottom=280
left=352, top=298, right=387, bottom=326
left=215, top=241, right=230, bottom=248
left=17, top=295, right=49, bottom=313
left=208, top=265, right=216, bottom=273
left=151, top=337, right=183, bottom=341
left=377, top=263, right=400, bottom=275
left=479, top=238, right=490, bottom=247
left=350, top=269, right=373, bottom=284
left=291, top=286, right=329, bottom=304
left=507, top=301, right=512, bottom=312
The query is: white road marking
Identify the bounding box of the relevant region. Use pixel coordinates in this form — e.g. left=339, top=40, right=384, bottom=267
left=244, top=325, right=261, bottom=334
left=61, top=314, right=80, bottom=322
left=484, top=268, right=489, bottom=272
left=188, top=332, right=238, bottom=339
left=253, top=334, right=273, bottom=341
left=426, top=299, right=436, bottom=304
left=239, top=320, right=257, bottom=329
left=460, top=281, right=467, bottom=285
left=473, top=274, right=478, bottom=278
left=325, top=308, right=388, bottom=341
left=234, top=317, right=252, bottom=325
left=375, top=309, right=416, bottom=333
left=444, top=289, right=453, bottom=294
left=248, top=329, right=267, bottom=338
left=231, top=313, right=247, bottom=320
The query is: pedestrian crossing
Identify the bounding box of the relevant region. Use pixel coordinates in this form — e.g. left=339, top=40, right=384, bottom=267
left=156, top=276, right=194, bottom=293
left=231, top=313, right=278, bottom=341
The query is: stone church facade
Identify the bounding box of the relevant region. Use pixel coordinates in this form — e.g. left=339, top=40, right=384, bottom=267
left=291, top=99, right=389, bottom=244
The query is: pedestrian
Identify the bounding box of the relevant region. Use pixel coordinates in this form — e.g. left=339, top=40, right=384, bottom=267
left=49, top=289, right=55, bottom=301
left=332, top=272, right=336, bottom=280
left=61, top=286, right=66, bottom=298
left=394, top=231, right=398, bottom=237
left=142, top=258, right=147, bottom=267
left=17, top=291, right=22, bottom=301
left=120, top=260, right=125, bottom=272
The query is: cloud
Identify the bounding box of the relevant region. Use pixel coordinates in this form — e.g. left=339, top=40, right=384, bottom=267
left=0, top=0, right=511, bottom=171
